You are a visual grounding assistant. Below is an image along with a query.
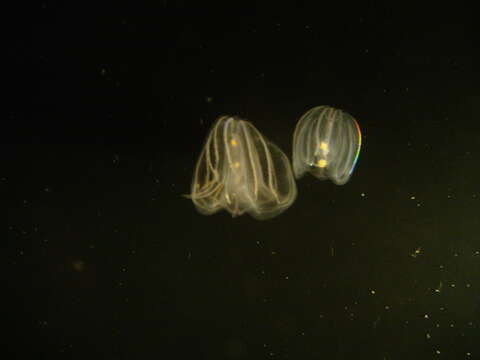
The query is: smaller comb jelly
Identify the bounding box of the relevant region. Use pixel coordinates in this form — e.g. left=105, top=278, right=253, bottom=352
left=292, top=106, right=362, bottom=185
left=188, top=116, right=297, bottom=220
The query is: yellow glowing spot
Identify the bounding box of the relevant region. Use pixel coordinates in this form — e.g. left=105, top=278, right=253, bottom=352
left=316, top=159, right=327, bottom=168
left=435, top=282, right=443, bottom=293
left=411, top=246, right=422, bottom=258
left=318, top=142, right=329, bottom=152
left=233, top=161, right=240, bottom=168
left=230, top=138, right=238, bottom=147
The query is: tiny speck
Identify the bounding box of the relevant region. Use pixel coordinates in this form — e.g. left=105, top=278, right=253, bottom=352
left=424, top=314, right=429, bottom=319
left=426, top=333, right=431, bottom=339
left=370, top=290, right=375, bottom=295
left=410, top=196, right=416, bottom=200
left=205, top=97, right=213, bottom=103
left=360, top=192, right=366, bottom=197
left=436, top=350, right=441, bottom=354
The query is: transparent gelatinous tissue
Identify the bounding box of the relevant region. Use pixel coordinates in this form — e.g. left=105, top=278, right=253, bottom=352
left=292, top=106, right=362, bottom=185
left=188, top=116, right=297, bottom=220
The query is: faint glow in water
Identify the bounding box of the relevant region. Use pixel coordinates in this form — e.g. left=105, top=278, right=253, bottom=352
left=72, top=260, right=85, bottom=272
